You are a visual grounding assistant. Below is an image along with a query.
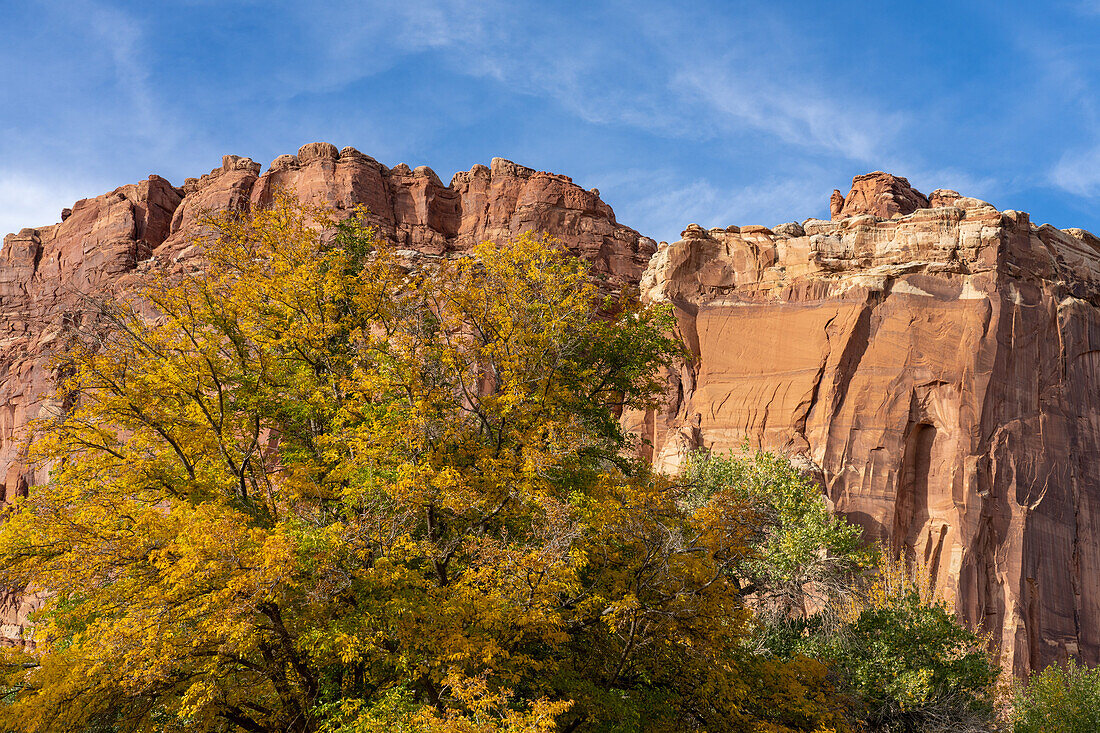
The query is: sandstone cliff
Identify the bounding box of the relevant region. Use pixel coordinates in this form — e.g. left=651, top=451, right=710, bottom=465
left=0, top=143, right=655, bottom=646
left=634, top=172, right=1100, bottom=675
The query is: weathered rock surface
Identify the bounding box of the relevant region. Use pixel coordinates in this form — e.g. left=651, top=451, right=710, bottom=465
left=146, top=145, right=656, bottom=282
left=832, top=171, right=931, bottom=220
left=0, top=144, right=655, bottom=645
left=246, top=145, right=653, bottom=280
left=633, top=173, right=1100, bottom=675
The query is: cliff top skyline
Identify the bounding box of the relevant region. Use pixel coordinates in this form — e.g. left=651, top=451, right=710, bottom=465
left=3, top=1, right=1100, bottom=244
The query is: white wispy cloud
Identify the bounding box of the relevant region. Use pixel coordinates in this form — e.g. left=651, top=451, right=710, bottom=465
left=263, top=1, right=500, bottom=98
left=0, top=0, right=184, bottom=234
left=1051, top=144, right=1100, bottom=197
left=0, top=171, right=103, bottom=239
left=593, top=167, right=833, bottom=244
left=4, top=0, right=171, bottom=145
left=84, top=2, right=159, bottom=140
left=3, top=0, right=1096, bottom=243
left=671, top=66, right=904, bottom=163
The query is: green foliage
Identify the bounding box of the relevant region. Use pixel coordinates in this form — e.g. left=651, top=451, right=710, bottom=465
left=682, top=449, right=876, bottom=622
left=0, top=192, right=1006, bottom=733
left=1011, top=659, right=1100, bottom=733
left=683, top=450, right=999, bottom=732
left=827, top=589, right=997, bottom=732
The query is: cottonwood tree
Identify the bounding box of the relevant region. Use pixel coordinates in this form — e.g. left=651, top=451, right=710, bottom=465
left=682, top=451, right=999, bottom=732
left=0, top=198, right=849, bottom=733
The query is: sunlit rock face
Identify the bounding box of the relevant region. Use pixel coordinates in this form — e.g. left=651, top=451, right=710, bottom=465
left=630, top=174, right=1100, bottom=676
left=0, top=144, right=655, bottom=647
left=830, top=171, right=931, bottom=220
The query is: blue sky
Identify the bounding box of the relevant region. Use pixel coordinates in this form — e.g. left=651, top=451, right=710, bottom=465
left=2, top=0, right=1100, bottom=243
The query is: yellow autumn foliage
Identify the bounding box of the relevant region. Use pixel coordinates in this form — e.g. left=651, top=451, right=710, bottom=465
left=0, top=195, right=849, bottom=733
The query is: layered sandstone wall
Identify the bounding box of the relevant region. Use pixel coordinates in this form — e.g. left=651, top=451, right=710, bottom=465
left=0, top=143, right=655, bottom=646
left=634, top=173, right=1100, bottom=675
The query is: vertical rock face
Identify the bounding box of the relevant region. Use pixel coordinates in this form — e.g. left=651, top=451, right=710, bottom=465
left=636, top=177, right=1100, bottom=675
left=0, top=144, right=655, bottom=646
left=0, top=175, right=185, bottom=503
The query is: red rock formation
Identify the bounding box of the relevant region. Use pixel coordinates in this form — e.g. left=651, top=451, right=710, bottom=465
left=0, top=144, right=655, bottom=646
left=833, top=171, right=930, bottom=220
left=830, top=189, right=845, bottom=219
left=635, top=178, right=1100, bottom=675
left=244, top=144, right=652, bottom=281
left=6, top=151, right=1100, bottom=679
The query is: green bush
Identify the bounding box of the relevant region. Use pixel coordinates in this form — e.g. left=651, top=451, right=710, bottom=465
left=1011, top=659, right=1100, bottom=733
left=830, top=590, right=997, bottom=732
